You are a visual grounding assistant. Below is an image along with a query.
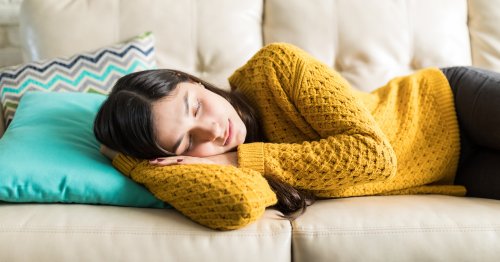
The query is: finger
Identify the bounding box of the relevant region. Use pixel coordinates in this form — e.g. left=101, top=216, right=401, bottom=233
left=149, top=158, right=184, bottom=166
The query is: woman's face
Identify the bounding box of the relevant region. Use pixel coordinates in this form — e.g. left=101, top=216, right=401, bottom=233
left=152, top=81, right=247, bottom=157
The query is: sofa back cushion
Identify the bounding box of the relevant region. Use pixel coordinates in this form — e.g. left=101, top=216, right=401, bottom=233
left=18, top=0, right=500, bottom=93
left=19, top=0, right=263, bottom=90
left=264, top=0, right=475, bottom=91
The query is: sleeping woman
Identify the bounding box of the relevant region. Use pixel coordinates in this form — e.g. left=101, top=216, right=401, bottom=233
left=94, top=43, right=500, bottom=230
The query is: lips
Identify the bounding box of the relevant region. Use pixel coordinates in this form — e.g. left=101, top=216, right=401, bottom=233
left=223, top=119, right=233, bottom=146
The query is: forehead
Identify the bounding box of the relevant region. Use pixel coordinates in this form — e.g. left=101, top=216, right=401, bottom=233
left=151, top=84, right=188, bottom=152
left=150, top=81, right=204, bottom=152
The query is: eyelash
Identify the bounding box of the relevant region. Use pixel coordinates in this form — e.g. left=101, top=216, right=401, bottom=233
left=187, top=100, right=201, bottom=152
left=194, top=100, right=201, bottom=116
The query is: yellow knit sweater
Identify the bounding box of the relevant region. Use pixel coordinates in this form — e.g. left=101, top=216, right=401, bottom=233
left=112, top=43, right=466, bottom=230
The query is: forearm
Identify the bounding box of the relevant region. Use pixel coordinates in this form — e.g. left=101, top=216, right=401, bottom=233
left=239, top=134, right=396, bottom=193
left=112, top=154, right=277, bottom=230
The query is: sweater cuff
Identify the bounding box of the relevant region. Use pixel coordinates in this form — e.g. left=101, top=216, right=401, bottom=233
left=237, top=142, right=265, bottom=174
left=112, top=154, right=140, bottom=177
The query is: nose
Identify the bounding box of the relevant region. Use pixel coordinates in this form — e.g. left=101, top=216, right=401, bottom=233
left=193, top=121, right=222, bottom=142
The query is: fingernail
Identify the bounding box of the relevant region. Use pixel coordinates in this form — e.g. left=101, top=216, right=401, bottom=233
left=177, top=159, right=183, bottom=163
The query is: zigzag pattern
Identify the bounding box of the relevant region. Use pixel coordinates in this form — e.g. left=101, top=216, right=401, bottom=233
left=0, top=33, right=156, bottom=126
left=0, top=48, right=153, bottom=88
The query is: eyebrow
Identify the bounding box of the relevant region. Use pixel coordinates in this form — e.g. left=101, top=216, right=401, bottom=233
left=171, top=91, right=190, bottom=155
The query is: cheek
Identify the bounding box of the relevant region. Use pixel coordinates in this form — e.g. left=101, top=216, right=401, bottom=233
left=186, top=143, right=221, bottom=157
left=205, top=93, right=232, bottom=114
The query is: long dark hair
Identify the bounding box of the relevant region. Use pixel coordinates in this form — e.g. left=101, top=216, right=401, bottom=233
left=94, top=69, right=315, bottom=219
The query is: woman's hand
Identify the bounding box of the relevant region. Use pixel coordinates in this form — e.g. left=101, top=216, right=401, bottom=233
left=149, top=156, right=217, bottom=166
left=149, top=151, right=238, bottom=167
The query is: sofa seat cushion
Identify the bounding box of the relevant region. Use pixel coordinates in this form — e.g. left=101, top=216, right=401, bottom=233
left=292, top=195, right=500, bottom=262
left=0, top=204, right=291, bottom=262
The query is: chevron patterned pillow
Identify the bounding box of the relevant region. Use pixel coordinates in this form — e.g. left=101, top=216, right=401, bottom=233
left=0, top=32, right=156, bottom=127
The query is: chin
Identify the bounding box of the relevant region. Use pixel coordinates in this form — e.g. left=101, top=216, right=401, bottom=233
left=224, top=142, right=241, bottom=155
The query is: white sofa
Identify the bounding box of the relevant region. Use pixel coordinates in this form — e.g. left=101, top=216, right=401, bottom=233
left=1, top=0, right=500, bottom=261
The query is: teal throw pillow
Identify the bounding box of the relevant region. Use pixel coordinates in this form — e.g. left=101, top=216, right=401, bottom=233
left=0, top=91, right=166, bottom=208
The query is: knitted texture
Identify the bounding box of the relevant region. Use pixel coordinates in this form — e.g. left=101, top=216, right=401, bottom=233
left=346, top=69, right=465, bottom=196
left=230, top=43, right=465, bottom=197
left=113, top=155, right=277, bottom=230
left=112, top=43, right=465, bottom=230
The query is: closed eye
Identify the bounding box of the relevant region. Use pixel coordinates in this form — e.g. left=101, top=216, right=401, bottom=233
left=186, top=100, right=201, bottom=153
left=194, top=100, right=201, bottom=117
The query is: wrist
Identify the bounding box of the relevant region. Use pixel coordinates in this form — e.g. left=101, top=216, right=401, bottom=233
left=207, top=151, right=238, bottom=167
left=237, top=143, right=265, bottom=174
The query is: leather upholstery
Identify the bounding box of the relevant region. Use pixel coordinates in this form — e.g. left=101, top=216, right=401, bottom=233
left=0, top=204, right=291, bottom=262
left=264, top=0, right=473, bottom=91
left=2, top=0, right=500, bottom=261
left=17, top=0, right=500, bottom=94
left=292, top=195, right=500, bottom=261
left=19, top=0, right=263, bottom=90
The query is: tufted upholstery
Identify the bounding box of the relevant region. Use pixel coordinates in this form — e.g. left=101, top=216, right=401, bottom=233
left=1, top=0, right=498, bottom=137
left=19, top=0, right=263, bottom=90
left=17, top=0, right=500, bottom=93
left=2, top=0, right=500, bottom=261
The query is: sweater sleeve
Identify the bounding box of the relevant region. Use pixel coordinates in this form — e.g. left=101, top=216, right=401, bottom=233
left=112, top=154, right=277, bottom=230
left=230, top=43, right=397, bottom=197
